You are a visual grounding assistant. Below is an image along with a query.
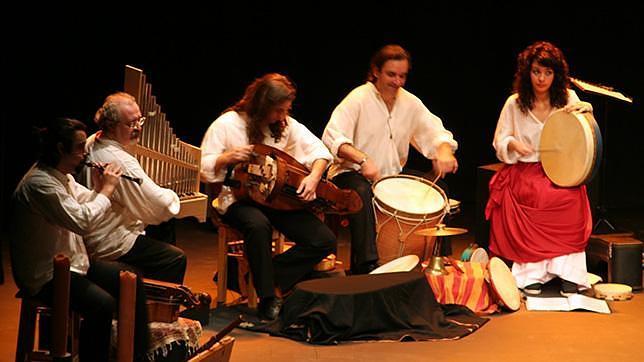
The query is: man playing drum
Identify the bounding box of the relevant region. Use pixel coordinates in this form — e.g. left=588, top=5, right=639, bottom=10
left=486, top=41, right=594, bottom=297
left=322, top=44, right=458, bottom=275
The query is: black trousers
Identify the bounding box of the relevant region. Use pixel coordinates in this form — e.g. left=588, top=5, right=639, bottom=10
left=331, top=171, right=379, bottom=271
left=145, top=218, right=177, bottom=245
left=36, top=260, right=149, bottom=362
left=118, top=234, right=187, bottom=284
left=222, top=201, right=336, bottom=298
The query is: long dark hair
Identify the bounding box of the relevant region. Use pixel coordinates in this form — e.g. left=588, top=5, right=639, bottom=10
left=36, top=117, right=86, bottom=167
left=227, top=73, right=296, bottom=144
left=513, top=41, right=570, bottom=113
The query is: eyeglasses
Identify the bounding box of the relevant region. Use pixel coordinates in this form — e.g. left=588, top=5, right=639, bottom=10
left=125, top=116, right=146, bottom=128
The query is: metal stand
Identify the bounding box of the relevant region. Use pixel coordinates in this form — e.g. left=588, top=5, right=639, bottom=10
left=593, top=98, right=616, bottom=234
left=569, top=78, right=633, bottom=234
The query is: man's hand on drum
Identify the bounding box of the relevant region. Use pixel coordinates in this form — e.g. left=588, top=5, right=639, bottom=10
left=508, top=139, right=534, bottom=156
left=360, top=158, right=381, bottom=182
left=432, top=143, right=458, bottom=178
left=564, top=101, right=593, bottom=113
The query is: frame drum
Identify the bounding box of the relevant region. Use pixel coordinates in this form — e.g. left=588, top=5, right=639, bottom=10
left=539, top=109, right=602, bottom=187
left=593, top=283, right=633, bottom=301
left=487, top=257, right=521, bottom=311
left=372, top=175, right=448, bottom=264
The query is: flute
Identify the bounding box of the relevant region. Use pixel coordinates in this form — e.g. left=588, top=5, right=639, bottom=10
left=84, top=161, right=143, bottom=185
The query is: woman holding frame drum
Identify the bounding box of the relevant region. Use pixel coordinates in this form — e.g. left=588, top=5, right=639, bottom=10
left=485, top=41, right=595, bottom=297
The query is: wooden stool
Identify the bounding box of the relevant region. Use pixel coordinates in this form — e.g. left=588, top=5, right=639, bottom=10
left=15, top=255, right=80, bottom=362
left=211, top=212, right=285, bottom=309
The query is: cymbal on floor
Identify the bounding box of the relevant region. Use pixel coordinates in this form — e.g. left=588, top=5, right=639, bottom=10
left=414, top=223, right=468, bottom=237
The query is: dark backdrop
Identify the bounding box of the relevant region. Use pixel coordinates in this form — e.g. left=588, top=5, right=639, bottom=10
left=2, top=4, right=643, bottom=234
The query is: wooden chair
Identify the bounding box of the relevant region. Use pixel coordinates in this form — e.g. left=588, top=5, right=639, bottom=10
left=15, top=255, right=80, bottom=362
left=118, top=271, right=235, bottom=362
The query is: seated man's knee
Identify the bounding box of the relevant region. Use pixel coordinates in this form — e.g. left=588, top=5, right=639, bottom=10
left=89, top=294, right=116, bottom=319
left=354, top=183, right=373, bottom=200
left=244, top=218, right=273, bottom=239
left=314, top=226, right=337, bottom=253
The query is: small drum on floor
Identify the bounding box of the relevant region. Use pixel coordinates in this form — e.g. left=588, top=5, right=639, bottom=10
left=539, top=109, right=602, bottom=187
left=487, top=257, right=521, bottom=312
left=372, top=175, right=448, bottom=264
left=470, top=248, right=489, bottom=265
left=370, top=255, right=420, bottom=274
left=593, top=283, right=633, bottom=301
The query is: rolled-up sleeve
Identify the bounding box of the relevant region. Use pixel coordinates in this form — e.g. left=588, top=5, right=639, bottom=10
left=200, top=119, right=230, bottom=183
left=493, top=97, right=521, bottom=164
left=115, top=156, right=180, bottom=225
left=290, top=119, right=333, bottom=169
left=411, top=101, right=458, bottom=159
left=322, top=97, right=360, bottom=157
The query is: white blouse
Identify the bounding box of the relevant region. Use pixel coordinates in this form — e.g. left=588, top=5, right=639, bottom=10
left=493, top=89, right=581, bottom=164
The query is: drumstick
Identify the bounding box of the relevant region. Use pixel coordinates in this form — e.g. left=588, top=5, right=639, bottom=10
left=444, top=256, right=465, bottom=274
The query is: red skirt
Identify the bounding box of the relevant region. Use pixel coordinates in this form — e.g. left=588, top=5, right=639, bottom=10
left=485, top=162, right=592, bottom=263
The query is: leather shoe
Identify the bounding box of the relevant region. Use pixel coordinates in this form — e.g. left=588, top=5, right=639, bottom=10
left=350, top=261, right=379, bottom=275
left=560, top=279, right=579, bottom=297
left=258, top=297, right=283, bottom=321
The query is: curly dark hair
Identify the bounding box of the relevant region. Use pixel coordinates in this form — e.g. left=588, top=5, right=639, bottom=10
left=227, top=73, right=296, bottom=144
left=513, top=41, right=570, bottom=113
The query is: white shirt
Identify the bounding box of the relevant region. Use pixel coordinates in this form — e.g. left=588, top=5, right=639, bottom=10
left=10, top=164, right=111, bottom=295
left=322, top=82, right=458, bottom=179
left=83, top=135, right=180, bottom=260
left=493, top=89, right=581, bottom=164
left=200, top=111, right=333, bottom=213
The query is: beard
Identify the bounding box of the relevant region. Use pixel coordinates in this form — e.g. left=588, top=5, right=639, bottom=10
left=268, top=119, right=286, bottom=143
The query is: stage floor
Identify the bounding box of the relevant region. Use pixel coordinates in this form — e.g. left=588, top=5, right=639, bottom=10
left=1, top=204, right=643, bottom=361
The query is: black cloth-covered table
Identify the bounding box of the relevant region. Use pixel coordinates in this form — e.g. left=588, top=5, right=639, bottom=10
left=268, top=272, right=489, bottom=344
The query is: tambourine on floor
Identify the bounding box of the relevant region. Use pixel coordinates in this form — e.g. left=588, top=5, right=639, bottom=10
left=593, top=283, right=633, bottom=301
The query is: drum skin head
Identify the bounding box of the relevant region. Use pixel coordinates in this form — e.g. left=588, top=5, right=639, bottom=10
left=370, top=255, right=420, bottom=274
left=593, top=283, right=633, bottom=301
left=488, top=257, right=521, bottom=311
left=470, top=248, right=489, bottom=265
left=373, top=175, right=445, bottom=215
left=540, top=110, right=602, bottom=187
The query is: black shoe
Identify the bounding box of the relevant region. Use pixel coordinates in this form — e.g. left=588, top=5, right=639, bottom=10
left=560, top=280, right=578, bottom=297
left=350, top=261, right=379, bottom=275
left=523, top=283, right=543, bottom=296
left=258, top=297, right=283, bottom=321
